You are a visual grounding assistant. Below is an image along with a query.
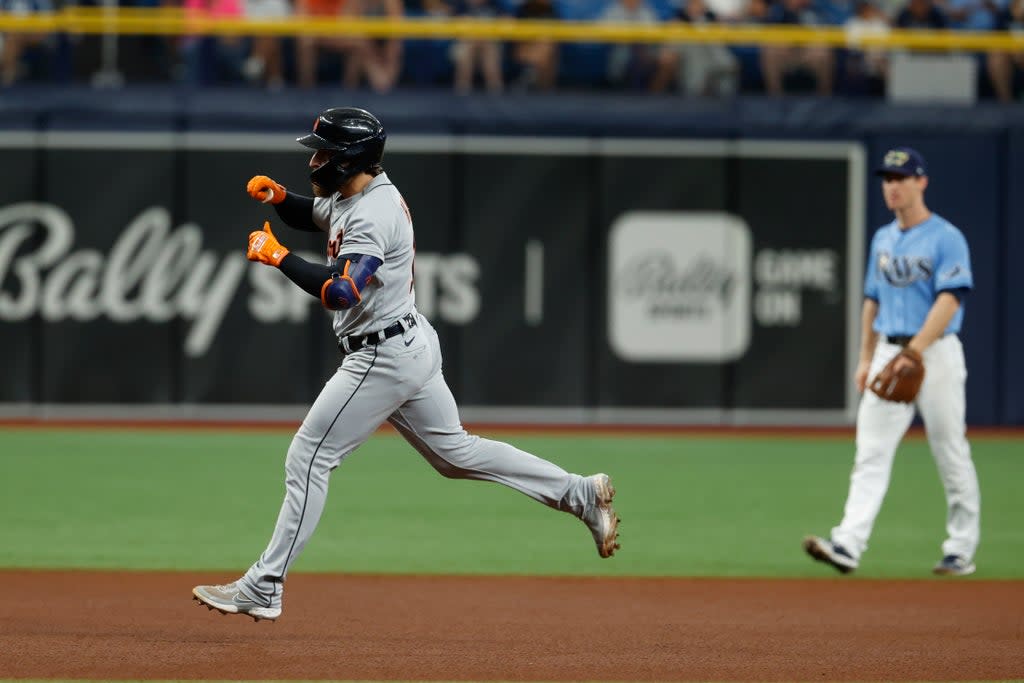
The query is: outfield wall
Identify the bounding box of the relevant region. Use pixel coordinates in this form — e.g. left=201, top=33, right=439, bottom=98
left=1, top=88, right=1021, bottom=425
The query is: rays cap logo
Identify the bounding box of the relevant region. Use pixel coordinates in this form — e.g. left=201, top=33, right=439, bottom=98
left=874, top=146, right=927, bottom=178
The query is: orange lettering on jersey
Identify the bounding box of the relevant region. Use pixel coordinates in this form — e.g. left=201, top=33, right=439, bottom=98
left=327, top=236, right=341, bottom=260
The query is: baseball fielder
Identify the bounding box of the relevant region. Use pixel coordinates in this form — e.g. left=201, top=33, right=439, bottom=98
left=804, top=147, right=980, bottom=576
left=192, top=107, right=620, bottom=621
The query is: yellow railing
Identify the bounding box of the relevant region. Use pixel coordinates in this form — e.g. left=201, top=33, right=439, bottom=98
left=0, top=7, right=1022, bottom=52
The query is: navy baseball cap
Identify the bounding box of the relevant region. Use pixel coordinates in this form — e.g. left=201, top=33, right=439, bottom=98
left=874, top=147, right=927, bottom=177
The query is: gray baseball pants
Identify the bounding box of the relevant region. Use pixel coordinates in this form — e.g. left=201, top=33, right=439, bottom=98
left=240, top=311, right=592, bottom=608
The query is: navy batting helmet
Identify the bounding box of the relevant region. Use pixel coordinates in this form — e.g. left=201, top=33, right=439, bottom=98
left=298, top=107, right=386, bottom=189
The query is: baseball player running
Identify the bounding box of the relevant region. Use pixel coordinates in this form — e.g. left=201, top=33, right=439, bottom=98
left=804, top=147, right=980, bottom=577
left=192, top=107, right=620, bottom=621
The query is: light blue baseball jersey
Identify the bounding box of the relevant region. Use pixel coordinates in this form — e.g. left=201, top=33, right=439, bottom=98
left=863, top=213, right=973, bottom=337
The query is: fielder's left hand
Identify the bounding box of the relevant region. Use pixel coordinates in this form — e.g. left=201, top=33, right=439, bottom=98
left=247, top=221, right=290, bottom=267
left=868, top=348, right=925, bottom=403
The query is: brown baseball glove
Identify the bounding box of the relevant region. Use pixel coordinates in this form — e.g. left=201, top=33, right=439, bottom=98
left=868, top=348, right=925, bottom=403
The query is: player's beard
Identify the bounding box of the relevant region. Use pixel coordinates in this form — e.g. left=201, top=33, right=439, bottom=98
left=312, top=182, right=332, bottom=198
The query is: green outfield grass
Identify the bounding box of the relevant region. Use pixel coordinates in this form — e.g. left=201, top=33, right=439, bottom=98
left=1, top=428, right=1022, bottom=578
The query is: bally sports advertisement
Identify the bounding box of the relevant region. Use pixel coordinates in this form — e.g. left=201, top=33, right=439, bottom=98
left=0, top=134, right=863, bottom=424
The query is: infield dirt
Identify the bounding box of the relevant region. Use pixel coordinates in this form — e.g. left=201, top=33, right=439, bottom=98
left=3, top=570, right=1021, bottom=681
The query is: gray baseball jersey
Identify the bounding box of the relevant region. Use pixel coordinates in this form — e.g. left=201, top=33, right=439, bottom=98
left=237, top=173, right=605, bottom=611
left=312, top=173, right=416, bottom=339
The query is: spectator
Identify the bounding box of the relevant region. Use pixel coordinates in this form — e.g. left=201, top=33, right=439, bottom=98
left=1, top=0, right=54, bottom=86
left=128, top=0, right=180, bottom=83
left=242, top=0, right=291, bottom=88
left=895, top=0, right=948, bottom=26
left=987, top=0, right=1024, bottom=101
left=409, top=0, right=450, bottom=13
left=759, top=0, right=836, bottom=95
left=746, top=0, right=771, bottom=20
left=818, top=0, right=856, bottom=23
left=344, top=0, right=404, bottom=92
left=873, top=0, right=907, bottom=18
left=295, top=0, right=359, bottom=88
left=704, top=0, right=749, bottom=19
left=843, top=0, right=890, bottom=95
left=936, top=0, right=1006, bottom=104
left=181, top=0, right=248, bottom=85
left=936, top=0, right=1005, bottom=30
left=450, top=0, right=505, bottom=93
left=600, top=0, right=675, bottom=89
left=402, top=0, right=455, bottom=85
left=650, top=0, right=740, bottom=96
left=511, top=0, right=560, bottom=91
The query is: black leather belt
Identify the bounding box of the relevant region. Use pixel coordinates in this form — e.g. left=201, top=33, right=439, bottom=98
left=885, top=334, right=948, bottom=346
left=885, top=335, right=914, bottom=346
left=339, top=313, right=417, bottom=355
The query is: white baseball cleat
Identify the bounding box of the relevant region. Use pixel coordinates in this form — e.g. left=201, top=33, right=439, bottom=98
left=582, top=473, right=620, bottom=558
left=192, top=581, right=281, bottom=622
left=932, top=554, right=976, bottom=576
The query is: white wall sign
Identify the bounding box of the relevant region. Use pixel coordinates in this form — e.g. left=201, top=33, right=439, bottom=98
left=608, top=211, right=752, bottom=363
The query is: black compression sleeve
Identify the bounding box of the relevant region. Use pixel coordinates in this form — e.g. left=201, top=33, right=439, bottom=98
left=273, top=192, right=319, bottom=232
left=278, top=253, right=336, bottom=298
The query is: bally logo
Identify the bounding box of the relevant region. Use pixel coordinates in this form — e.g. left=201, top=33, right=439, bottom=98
left=0, top=201, right=485, bottom=359
left=607, top=211, right=752, bottom=363
left=0, top=202, right=246, bottom=358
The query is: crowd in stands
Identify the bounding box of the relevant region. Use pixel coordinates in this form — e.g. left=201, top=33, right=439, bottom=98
left=1, top=0, right=1022, bottom=100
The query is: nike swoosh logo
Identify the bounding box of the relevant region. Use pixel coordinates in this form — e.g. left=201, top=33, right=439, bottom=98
left=404, top=336, right=416, bottom=347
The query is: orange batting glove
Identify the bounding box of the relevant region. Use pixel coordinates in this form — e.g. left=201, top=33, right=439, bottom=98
left=246, top=175, right=286, bottom=204
left=247, top=221, right=290, bottom=267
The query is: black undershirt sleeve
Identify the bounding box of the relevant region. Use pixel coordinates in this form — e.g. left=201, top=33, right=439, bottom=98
left=273, top=192, right=319, bottom=232
left=278, top=253, right=336, bottom=299
left=939, top=287, right=970, bottom=302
